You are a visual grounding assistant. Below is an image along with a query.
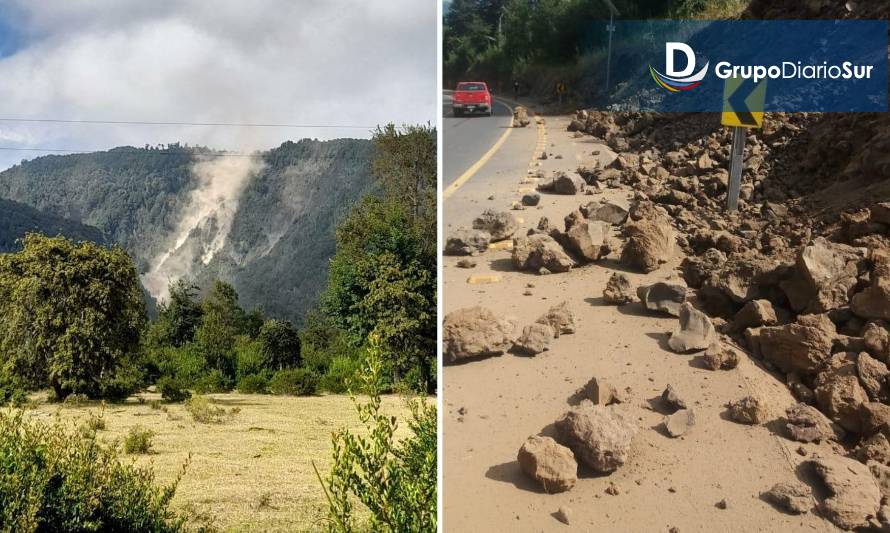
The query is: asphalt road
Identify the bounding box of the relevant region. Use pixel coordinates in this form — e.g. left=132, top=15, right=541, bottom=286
left=442, top=91, right=514, bottom=186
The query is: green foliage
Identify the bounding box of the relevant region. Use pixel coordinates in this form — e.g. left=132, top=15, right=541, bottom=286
left=0, top=411, right=184, bottom=531
left=98, top=363, right=143, bottom=403
left=316, top=335, right=436, bottom=532
left=158, top=376, right=192, bottom=403
left=0, top=198, right=106, bottom=253
left=319, top=355, right=362, bottom=394
left=150, top=279, right=204, bottom=348
left=236, top=374, right=269, bottom=394
left=258, top=319, right=302, bottom=370
left=184, top=395, right=230, bottom=424
left=123, top=426, right=154, bottom=454
left=195, top=281, right=243, bottom=381
left=0, top=234, right=146, bottom=400
left=268, top=368, right=318, bottom=396
left=193, top=369, right=234, bottom=394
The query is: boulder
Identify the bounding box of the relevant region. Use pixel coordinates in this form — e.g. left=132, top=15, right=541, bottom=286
left=727, top=396, right=768, bottom=425
left=755, top=314, right=836, bottom=375
left=637, top=282, right=687, bottom=317
left=443, top=307, right=515, bottom=364
left=583, top=200, right=629, bottom=225
left=620, top=216, right=674, bottom=273
left=808, top=455, right=881, bottom=530
left=860, top=402, right=890, bottom=438
left=852, top=248, right=890, bottom=320
left=552, top=172, right=586, bottom=195
left=702, top=343, right=740, bottom=370
left=785, top=402, right=845, bottom=443
left=517, top=435, right=578, bottom=493
left=855, top=433, right=890, bottom=465
left=857, top=351, right=890, bottom=402
left=584, top=377, right=617, bottom=405
left=536, top=302, right=575, bottom=337
left=513, top=323, right=554, bottom=355
left=472, top=209, right=518, bottom=241
left=603, top=273, right=634, bottom=305
left=512, top=106, right=531, bottom=127
left=445, top=228, right=491, bottom=255
left=563, top=220, right=611, bottom=262
left=668, top=303, right=716, bottom=353
left=555, top=403, right=637, bottom=473
left=732, top=299, right=778, bottom=331
left=814, top=353, right=868, bottom=434
left=797, top=237, right=864, bottom=313
left=521, top=192, right=541, bottom=206
left=512, top=234, right=575, bottom=273
left=868, top=462, right=890, bottom=500
left=664, top=409, right=696, bottom=438
left=863, top=321, right=890, bottom=363
left=762, top=482, right=812, bottom=515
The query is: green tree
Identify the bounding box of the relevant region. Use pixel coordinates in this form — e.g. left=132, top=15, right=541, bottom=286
left=258, top=319, right=302, bottom=370
left=194, top=280, right=243, bottom=381
left=148, top=278, right=203, bottom=348
left=0, top=234, right=146, bottom=399
left=315, top=335, right=436, bottom=532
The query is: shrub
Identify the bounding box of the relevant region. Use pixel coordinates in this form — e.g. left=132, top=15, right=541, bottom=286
left=184, top=395, right=229, bottom=424
left=158, top=376, right=191, bottom=402
left=258, top=319, right=302, bottom=369
left=124, top=426, right=154, bottom=454
left=316, top=335, right=436, bottom=531
left=98, top=363, right=143, bottom=403
left=86, top=411, right=106, bottom=431
left=268, top=368, right=318, bottom=396
left=235, top=338, right=266, bottom=381
left=0, top=412, right=185, bottom=531
left=193, top=368, right=234, bottom=394
left=237, top=374, right=269, bottom=394
left=319, top=355, right=361, bottom=394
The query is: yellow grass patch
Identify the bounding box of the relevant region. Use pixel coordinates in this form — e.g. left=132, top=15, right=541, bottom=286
left=18, top=392, right=415, bottom=532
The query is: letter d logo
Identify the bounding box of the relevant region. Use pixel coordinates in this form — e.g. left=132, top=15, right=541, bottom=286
left=666, top=42, right=696, bottom=77
left=649, top=42, right=709, bottom=93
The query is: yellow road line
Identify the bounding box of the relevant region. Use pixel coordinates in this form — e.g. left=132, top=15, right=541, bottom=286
left=444, top=123, right=512, bottom=199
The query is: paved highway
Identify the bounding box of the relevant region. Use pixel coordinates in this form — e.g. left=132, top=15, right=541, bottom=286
left=442, top=91, right=514, bottom=186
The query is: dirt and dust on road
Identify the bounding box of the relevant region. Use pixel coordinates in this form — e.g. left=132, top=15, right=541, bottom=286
left=442, top=84, right=890, bottom=531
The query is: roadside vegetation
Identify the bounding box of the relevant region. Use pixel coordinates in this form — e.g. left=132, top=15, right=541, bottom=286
left=0, top=124, right=437, bottom=531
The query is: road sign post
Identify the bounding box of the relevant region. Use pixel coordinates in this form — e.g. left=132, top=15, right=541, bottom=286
left=601, top=0, right=619, bottom=95
left=722, top=77, right=766, bottom=211
left=727, top=127, right=745, bottom=211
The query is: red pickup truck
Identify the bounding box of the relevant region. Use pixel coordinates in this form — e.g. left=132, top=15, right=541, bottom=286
left=452, top=81, right=492, bottom=117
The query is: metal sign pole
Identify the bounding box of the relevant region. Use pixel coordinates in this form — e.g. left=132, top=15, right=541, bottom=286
left=727, top=126, right=745, bottom=211
left=605, top=11, right=614, bottom=93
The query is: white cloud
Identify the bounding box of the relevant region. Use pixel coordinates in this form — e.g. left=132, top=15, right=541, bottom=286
left=0, top=0, right=436, bottom=169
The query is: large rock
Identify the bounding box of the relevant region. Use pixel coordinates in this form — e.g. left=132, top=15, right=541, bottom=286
left=852, top=248, right=890, bottom=320
left=536, top=301, right=575, bottom=337
left=860, top=402, right=890, bottom=438
left=552, top=172, right=586, bottom=195
left=797, top=237, right=864, bottom=313
left=637, top=282, right=687, bottom=317
left=814, top=353, right=868, bottom=434
left=855, top=433, right=890, bottom=464
left=755, top=314, right=836, bottom=375
left=808, top=455, right=881, bottom=530
left=668, top=303, right=715, bottom=353
left=512, top=234, right=575, bottom=273
left=785, top=402, right=845, bottom=443
left=857, top=351, right=890, bottom=402
left=582, top=200, right=629, bottom=225
left=517, top=435, right=577, bottom=493
left=555, top=403, right=637, bottom=473
left=732, top=299, right=778, bottom=331
left=620, top=216, right=674, bottom=273
left=664, top=409, right=696, bottom=438
left=563, top=220, right=611, bottom=262
left=727, top=396, right=769, bottom=425
left=513, top=323, right=554, bottom=355
left=444, top=228, right=491, bottom=255
left=603, top=273, right=634, bottom=305
left=863, top=321, right=890, bottom=363
left=443, top=307, right=515, bottom=364
left=472, top=209, right=518, bottom=241
left=512, top=106, right=531, bottom=127
left=762, top=482, right=812, bottom=515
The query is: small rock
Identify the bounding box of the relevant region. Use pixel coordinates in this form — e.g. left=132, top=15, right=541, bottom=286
left=512, top=234, right=575, bottom=273
left=762, top=482, right=811, bottom=514
left=554, top=505, right=572, bottom=525
left=517, top=435, right=578, bottom=493
left=702, top=342, right=740, bottom=370
left=603, top=273, right=635, bottom=305
left=584, top=377, right=617, bottom=405
left=556, top=403, right=637, bottom=473
left=785, top=402, right=845, bottom=443
left=551, top=172, right=585, bottom=195
left=732, top=299, right=778, bottom=331
left=668, top=303, right=716, bottom=353
left=664, top=409, right=696, bottom=438
left=727, top=396, right=768, bottom=425
left=456, top=258, right=477, bottom=268
left=605, top=482, right=620, bottom=495
left=855, top=433, right=890, bottom=464
left=521, top=193, right=541, bottom=206
left=445, top=228, right=491, bottom=255
left=473, top=209, right=518, bottom=241
left=443, top=307, right=516, bottom=364
left=513, top=323, right=555, bottom=355
left=536, top=301, right=575, bottom=337
left=661, top=384, right=687, bottom=412
left=637, top=282, right=687, bottom=316
left=715, top=499, right=727, bottom=510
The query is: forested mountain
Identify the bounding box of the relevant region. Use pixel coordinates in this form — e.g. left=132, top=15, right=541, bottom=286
left=0, top=198, right=106, bottom=252
left=0, top=139, right=376, bottom=324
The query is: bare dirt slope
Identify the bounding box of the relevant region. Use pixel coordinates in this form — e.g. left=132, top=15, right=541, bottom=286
left=443, top=115, right=843, bottom=532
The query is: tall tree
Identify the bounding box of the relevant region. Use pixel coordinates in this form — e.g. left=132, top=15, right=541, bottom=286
left=0, top=234, right=146, bottom=399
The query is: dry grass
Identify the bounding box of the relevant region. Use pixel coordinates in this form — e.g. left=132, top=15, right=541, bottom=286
left=17, top=392, right=415, bottom=532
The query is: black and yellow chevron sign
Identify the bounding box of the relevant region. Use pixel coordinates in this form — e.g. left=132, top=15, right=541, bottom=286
left=721, top=77, right=767, bottom=128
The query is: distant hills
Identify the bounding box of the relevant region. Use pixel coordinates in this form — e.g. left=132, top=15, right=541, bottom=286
left=0, top=139, right=376, bottom=324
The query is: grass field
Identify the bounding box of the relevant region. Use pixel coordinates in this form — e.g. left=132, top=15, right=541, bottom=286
left=16, top=392, right=416, bottom=532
